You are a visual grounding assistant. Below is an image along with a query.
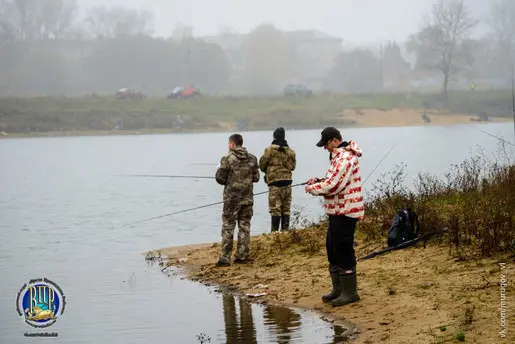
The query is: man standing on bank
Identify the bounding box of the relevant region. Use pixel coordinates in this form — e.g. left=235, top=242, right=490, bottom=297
left=215, top=134, right=260, bottom=267
left=259, top=127, right=297, bottom=232
left=304, top=127, right=364, bottom=307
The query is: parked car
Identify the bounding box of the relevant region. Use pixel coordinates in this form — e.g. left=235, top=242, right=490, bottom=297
left=167, top=85, right=200, bottom=99
left=284, top=84, right=313, bottom=97
left=116, top=88, right=146, bottom=100
left=470, top=112, right=492, bottom=122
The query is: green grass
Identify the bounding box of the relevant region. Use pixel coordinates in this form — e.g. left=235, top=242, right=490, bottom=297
left=0, top=90, right=513, bottom=133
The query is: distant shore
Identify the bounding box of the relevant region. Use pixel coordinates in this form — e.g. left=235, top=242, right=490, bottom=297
left=0, top=109, right=510, bottom=139
left=1, top=91, right=513, bottom=139
left=0, top=127, right=228, bottom=139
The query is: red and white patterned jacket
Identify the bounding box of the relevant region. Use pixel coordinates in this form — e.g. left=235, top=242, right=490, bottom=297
left=306, top=141, right=364, bottom=219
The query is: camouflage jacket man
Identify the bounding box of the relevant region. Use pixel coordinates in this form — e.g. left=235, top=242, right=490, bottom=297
left=259, top=140, right=296, bottom=186
left=216, top=146, right=260, bottom=205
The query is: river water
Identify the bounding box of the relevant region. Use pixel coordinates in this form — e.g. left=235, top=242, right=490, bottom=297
left=0, top=123, right=513, bottom=343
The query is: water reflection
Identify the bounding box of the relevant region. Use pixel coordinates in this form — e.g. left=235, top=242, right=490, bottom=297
left=332, top=322, right=351, bottom=343
left=222, top=293, right=258, bottom=344
left=264, top=303, right=302, bottom=343
left=221, top=291, right=350, bottom=344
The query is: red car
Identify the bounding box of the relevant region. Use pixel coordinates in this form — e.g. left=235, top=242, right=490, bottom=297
left=116, top=88, right=146, bottom=100
left=167, top=86, right=200, bottom=99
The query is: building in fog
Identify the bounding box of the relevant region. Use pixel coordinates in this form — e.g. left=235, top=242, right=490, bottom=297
left=283, top=30, right=343, bottom=91
left=203, top=29, right=343, bottom=93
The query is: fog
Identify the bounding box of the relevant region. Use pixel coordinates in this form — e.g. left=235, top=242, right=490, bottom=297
left=0, top=0, right=513, bottom=96
left=76, top=0, right=439, bottom=44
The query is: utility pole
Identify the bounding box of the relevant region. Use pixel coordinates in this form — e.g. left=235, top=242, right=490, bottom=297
left=512, top=61, right=515, bottom=141
left=187, top=42, right=192, bottom=85
left=379, top=43, right=384, bottom=91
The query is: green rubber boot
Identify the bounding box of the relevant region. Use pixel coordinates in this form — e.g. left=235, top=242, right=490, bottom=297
left=330, top=269, right=360, bottom=307
left=322, top=265, right=342, bottom=303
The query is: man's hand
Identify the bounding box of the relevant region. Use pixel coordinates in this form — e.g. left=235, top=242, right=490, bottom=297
left=306, top=178, right=319, bottom=185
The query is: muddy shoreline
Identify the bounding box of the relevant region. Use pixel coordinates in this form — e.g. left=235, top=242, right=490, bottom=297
left=144, top=232, right=514, bottom=344
left=147, top=244, right=362, bottom=342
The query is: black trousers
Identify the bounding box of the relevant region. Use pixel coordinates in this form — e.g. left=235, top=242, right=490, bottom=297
left=326, top=215, right=358, bottom=270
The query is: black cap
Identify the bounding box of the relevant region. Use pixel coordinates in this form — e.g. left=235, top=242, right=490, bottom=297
left=273, top=127, right=285, bottom=140
left=316, top=127, right=341, bottom=147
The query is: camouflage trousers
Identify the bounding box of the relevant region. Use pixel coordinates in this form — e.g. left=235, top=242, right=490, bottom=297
left=268, top=185, right=292, bottom=216
left=220, top=202, right=253, bottom=262
left=222, top=293, right=257, bottom=344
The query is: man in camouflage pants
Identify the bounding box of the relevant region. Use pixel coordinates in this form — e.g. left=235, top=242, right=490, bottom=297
left=215, top=133, right=260, bottom=266
left=259, top=127, right=296, bottom=231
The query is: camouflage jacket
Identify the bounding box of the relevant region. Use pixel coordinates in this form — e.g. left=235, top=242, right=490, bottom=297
left=259, top=142, right=296, bottom=185
left=215, top=147, right=260, bottom=205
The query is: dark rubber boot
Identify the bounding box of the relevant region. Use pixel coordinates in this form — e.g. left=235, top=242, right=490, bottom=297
left=322, top=265, right=342, bottom=303
left=271, top=216, right=281, bottom=232
left=281, top=215, right=290, bottom=231
left=330, top=270, right=360, bottom=307
left=215, top=258, right=231, bottom=267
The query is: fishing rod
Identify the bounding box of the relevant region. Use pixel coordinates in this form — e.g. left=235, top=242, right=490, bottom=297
left=470, top=125, right=515, bottom=147
left=117, top=174, right=216, bottom=179
left=121, top=140, right=401, bottom=183
left=363, top=138, right=402, bottom=184
left=122, top=182, right=308, bottom=227
left=357, top=228, right=449, bottom=261
left=122, top=139, right=401, bottom=227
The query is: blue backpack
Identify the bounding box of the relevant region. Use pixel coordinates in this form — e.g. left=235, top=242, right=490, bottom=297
left=387, top=208, right=420, bottom=247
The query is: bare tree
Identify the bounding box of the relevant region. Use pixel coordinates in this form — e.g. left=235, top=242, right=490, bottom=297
left=0, top=0, right=77, bottom=40
left=83, top=6, right=109, bottom=39
left=486, top=0, right=515, bottom=77
left=406, top=0, right=477, bottom=100
left=0, top=0, right=15, bottom=42
left=7, top=0, right=40, bottom=40
left=38, top=0, right=77, bottom=39
left=84, top=6, right=154, bottom=39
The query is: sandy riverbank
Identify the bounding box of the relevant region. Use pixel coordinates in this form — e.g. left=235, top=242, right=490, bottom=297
left=147, top=227, right=514, bottom=344
left=1, top=108, right=509, bottom=139
left=340, top=108, right=510, bottom=127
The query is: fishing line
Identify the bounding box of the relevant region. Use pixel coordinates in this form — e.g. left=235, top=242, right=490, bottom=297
left=470, top=125, right=515, bottom=147
left=122, top=182, right=308, bottom=227
left=123, top=139, right=401, bottom=227
left=362, top=138, right=402, bottom=184
left=117, top=174, right=216, bottom=179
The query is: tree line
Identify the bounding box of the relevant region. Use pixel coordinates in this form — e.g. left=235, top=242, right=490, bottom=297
left=0, top=0, right=514, bottom=97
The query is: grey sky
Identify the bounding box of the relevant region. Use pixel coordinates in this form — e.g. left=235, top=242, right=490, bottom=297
left=77, top=0, right=489, bottom=44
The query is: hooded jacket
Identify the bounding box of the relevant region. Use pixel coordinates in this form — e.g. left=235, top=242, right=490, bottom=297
left=259, top=139, right=296, bottom=186
left=215, top=147, right=260, bottom=205
left=306, top=141, right=364, bottom=219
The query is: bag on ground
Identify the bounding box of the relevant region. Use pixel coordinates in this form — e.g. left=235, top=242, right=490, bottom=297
left=387, top=208, right=419, bottom=247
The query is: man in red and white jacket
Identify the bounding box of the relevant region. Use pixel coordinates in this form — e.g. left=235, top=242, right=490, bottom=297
left=305, top=127, right=364, bottom=307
